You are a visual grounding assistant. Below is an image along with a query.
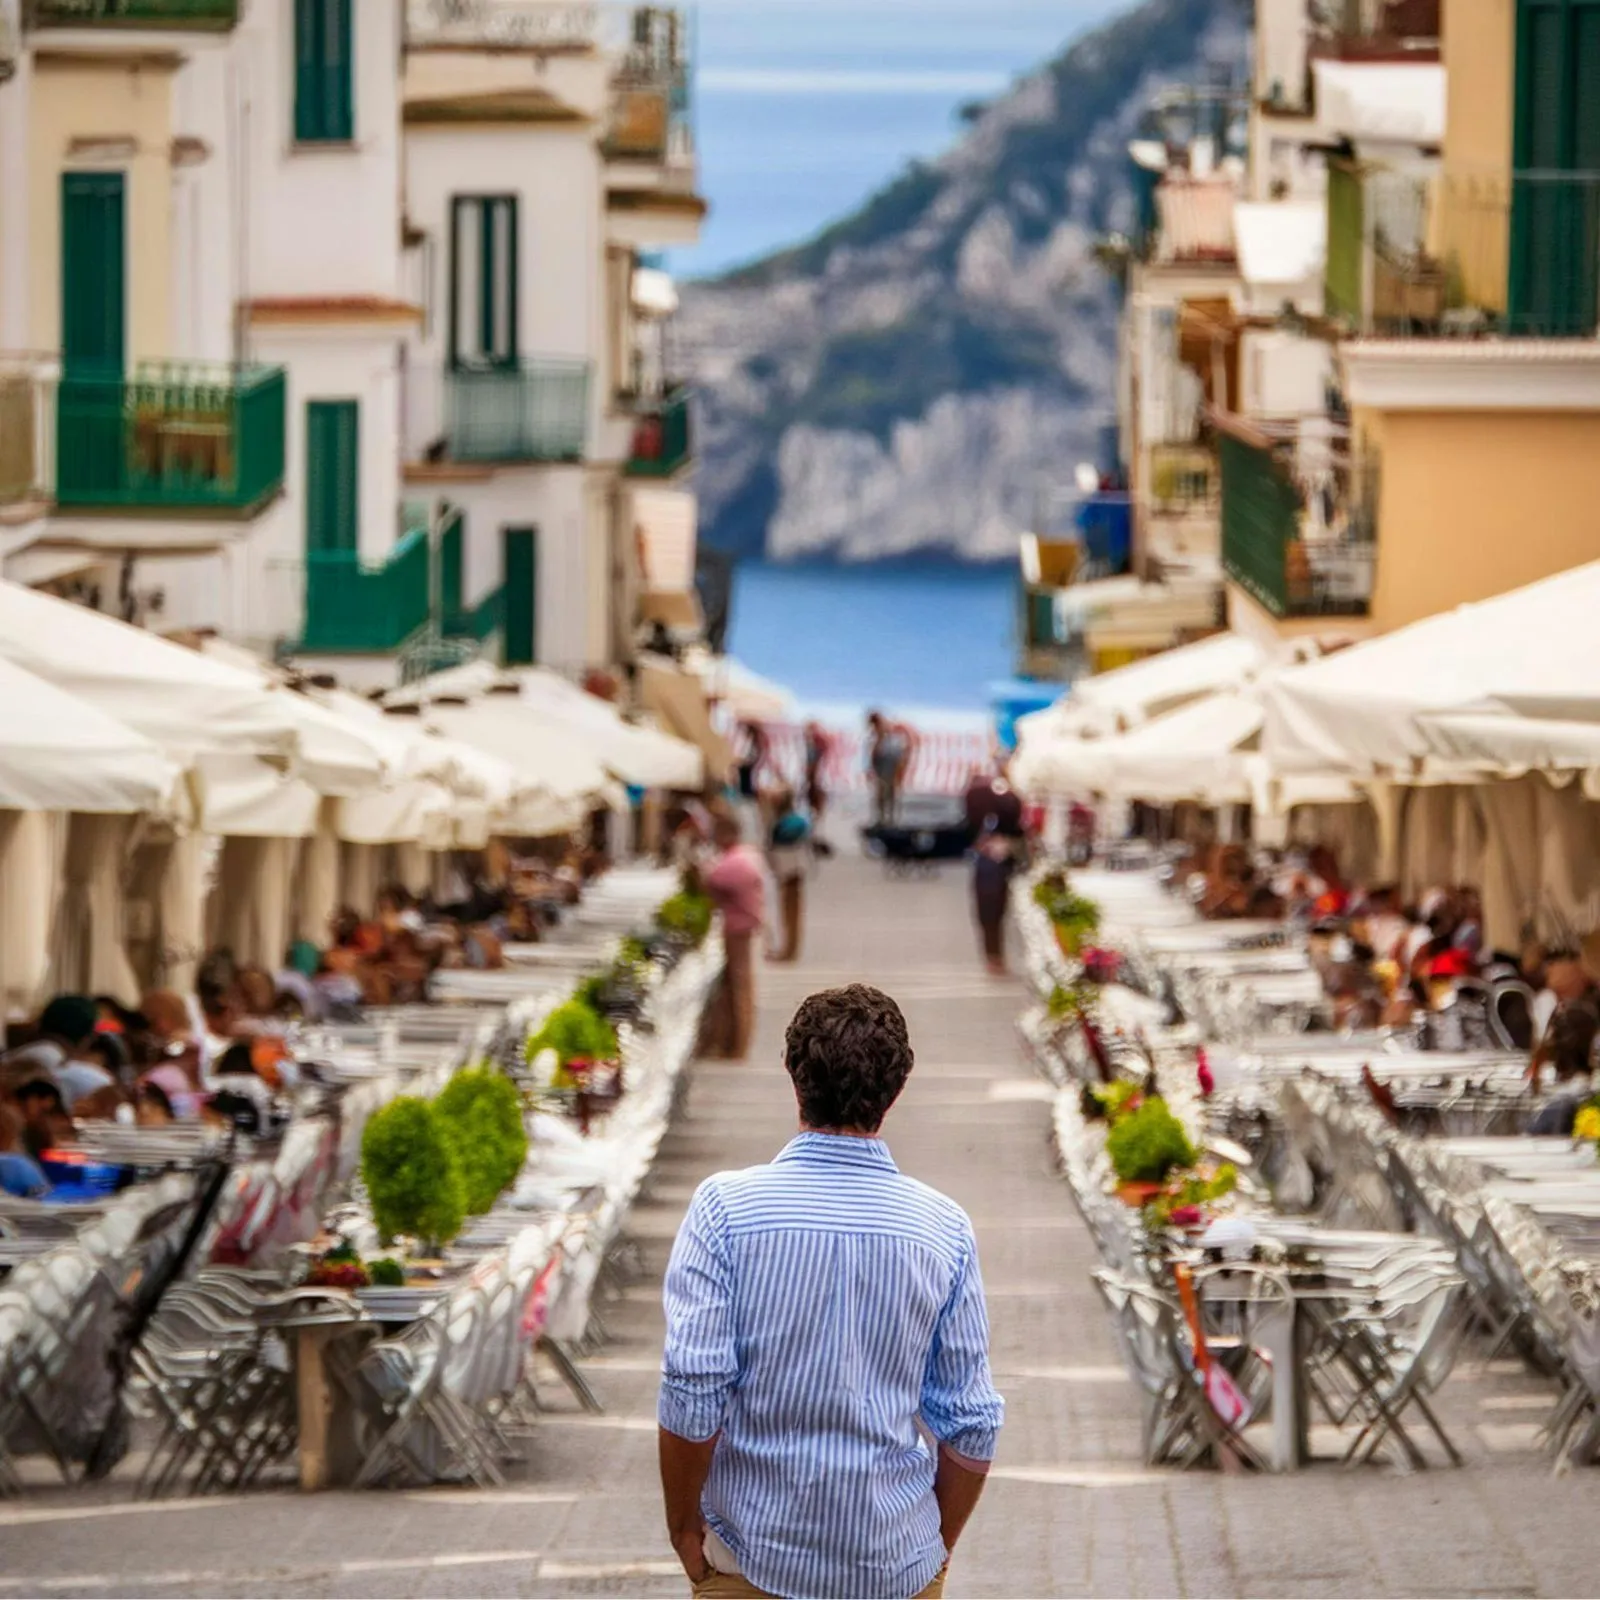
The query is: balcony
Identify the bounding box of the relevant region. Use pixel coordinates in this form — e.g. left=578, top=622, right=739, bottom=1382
left=1219, top=426, right=1375, bottom=620
left=55, top=362, right=285, bottom=513
left=625, top=386, right=690, bottom=476
left=26, top=0, right=240, bottom=27
left=1326, top=163, right=1600, bottom=339
left=301, top=526, right=431, bottom=655
left=1311, top=0, right=1439, bottom=58
left=603, top=6, right=692, bottom=168
left=0, top=357, right=55, bottom=511
left=403, top=0, right=601, bottom=50
left=405, top=360, right=589, bottom=466
left=1147, top=443, right=1218, bottom=515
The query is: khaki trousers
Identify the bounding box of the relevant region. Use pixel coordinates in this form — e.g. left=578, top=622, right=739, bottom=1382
left=702, top=930, right=756, bottom=1060
left=693, top=1565, right=947, bottom=1599
left=774, top=875, right=804, bottom=962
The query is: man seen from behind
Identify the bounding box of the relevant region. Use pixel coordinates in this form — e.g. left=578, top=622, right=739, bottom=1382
left=659, top=984, right=1003, bottom=1598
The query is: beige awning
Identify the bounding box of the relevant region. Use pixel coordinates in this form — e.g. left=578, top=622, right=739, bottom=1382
left=639, top=659, right=731, bottom=786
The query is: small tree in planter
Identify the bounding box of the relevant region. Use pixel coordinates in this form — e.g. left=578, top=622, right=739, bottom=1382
left=361, top=1096, right=466, bottom=1253
left=1105, top=1096, right=1196, bottom=1204
left=435, top=1068, right=529, bottom=1216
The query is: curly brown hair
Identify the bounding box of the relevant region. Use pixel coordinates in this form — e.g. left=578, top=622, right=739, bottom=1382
left=783, top=984, right=914, bottom=1133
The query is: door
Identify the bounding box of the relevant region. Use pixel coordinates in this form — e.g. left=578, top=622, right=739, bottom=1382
left=61, top=172, right=125, bottom=377
left=501, top=525, right=538, bottom=666
left=305, top=400, right=359, bottom=553
left=1511, top=0, right=1600, bottom=333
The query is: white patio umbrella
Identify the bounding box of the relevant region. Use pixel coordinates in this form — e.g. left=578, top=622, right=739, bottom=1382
left=0, top=655, right=178, bottom=813
left=0, top=581, right=300, bottom=763
left=1262, top=560, right=1600, bottom=776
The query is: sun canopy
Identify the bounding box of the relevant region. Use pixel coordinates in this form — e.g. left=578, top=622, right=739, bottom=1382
left=1035, top=689, right=1267, bottom=803
left=197, top=640, right=387, bottom=795
left=386, top=661, right=700, bottom=791
left=0, top=656, right=178, bottom=813
left=0, top=582, right=300, bottom=763
left=1016, top=633, right=1266, bottom=756
left=1262, top=561, right=1600, bottom=777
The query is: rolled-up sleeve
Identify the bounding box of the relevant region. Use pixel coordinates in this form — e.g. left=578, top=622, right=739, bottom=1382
left=920, top=1231, right=1004, bottom=1462
left=659, top=1179, right=738, bottom=1441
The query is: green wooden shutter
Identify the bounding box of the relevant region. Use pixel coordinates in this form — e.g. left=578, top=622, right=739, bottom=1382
left=61, top=172, right=125, bottom=377
left=294, top=0, right=353, bottom=144
left=449, top=196, right=518, bottom=369
left=306, top=400, right=359, bottom=554
left=1512, top=0, right=1600, bottom=333
left=501, top=525, right=538, bottom=665
left=1325, top=161, right=1365, bottom=325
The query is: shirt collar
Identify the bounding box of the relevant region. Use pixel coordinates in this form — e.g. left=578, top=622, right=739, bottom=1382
left=776, top=1131, right=899, bottom=1172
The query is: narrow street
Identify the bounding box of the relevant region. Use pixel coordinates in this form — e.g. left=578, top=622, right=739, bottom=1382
left=3, top=858, right=1599, bottom=1598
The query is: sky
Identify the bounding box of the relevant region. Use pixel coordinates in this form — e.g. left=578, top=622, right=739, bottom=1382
left=679, top=0, right=1125, bottom=276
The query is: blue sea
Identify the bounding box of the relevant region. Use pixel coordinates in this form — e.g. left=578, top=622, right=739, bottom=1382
left=681, top=0, right=1122, bottom=276
left=727, top=561, right=1018, bottom=713
left=687, top=2, right=1120, bottom=710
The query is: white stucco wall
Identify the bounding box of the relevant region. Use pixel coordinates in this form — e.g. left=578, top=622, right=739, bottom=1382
left=404, top=121, right=607, bottom=443
left=437, top=464, right=600, bottom=674
left=236, top=0, right=402, bottom=303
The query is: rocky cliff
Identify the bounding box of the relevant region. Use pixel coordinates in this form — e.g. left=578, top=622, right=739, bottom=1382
left=680, top=0, right=1251, bottom=563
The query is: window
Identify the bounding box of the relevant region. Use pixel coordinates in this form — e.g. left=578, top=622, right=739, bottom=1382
left=305, top=400, right=359, bottom=554
left=450, top=197, right=518, bottom=368
left=294, top=0, right=353, bottom=145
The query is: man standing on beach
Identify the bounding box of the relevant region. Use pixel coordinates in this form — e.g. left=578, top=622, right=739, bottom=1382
left=659, top=985, right=1004, bottom=1598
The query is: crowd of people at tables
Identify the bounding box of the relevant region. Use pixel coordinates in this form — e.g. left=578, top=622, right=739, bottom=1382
left=0, top=845, right=611, bottom=1200
left=1177, top=837, right=1600, bottom=1132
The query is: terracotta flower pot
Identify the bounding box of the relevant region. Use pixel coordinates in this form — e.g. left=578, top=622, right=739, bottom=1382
left=1115, top=1180, right=1165, bottom=1206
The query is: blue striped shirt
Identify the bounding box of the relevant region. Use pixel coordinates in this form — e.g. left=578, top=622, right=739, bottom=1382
left=659, top=1132, right=1004, bottom=1599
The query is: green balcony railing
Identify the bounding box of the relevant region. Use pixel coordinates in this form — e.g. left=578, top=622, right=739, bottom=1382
left=56, top=361, right=285, bottom=512
left=1220, top=432, right=1375, bottom=619
left=27, top=0, right=240, bottom=27
left=436, top=360, right=589, bottom=464
left=1325, top=164, right=1600, bottom=338
left=626, top=386, right=691, bottom=477
left=445, top=585, right=504, bottom=643
left=302, top=528, right=431, bottom=654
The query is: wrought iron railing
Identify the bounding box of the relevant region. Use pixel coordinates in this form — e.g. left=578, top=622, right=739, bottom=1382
left=0, top=356, right=55, bottom=506
left=27, top=0, right=239, bottom=26
left=405, top=359, right=590, bottom=464
left=1325, top=163, right=1600, bottom=338
left=403, top=0, right=601, bottom=49
left=626, top=385, right=690, bottom=476
left=55, top=361, right=285, bottom=511
left=1219, top=429, right=1376, bottom=619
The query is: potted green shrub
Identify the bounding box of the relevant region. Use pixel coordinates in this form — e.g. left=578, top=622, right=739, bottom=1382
left=655, top=888, right=713, bottom=948
left=435, top=1067, right=529, bottom=1215
left=360, top=1096, right=466, bottom=1254
left=1105, top=1096, right=1196, bottom=1205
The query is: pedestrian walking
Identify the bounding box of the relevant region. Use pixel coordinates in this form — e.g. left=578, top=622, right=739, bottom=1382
left=972, top=823, right=1017, bottom=976
left=866, top=710, right=918, bottom=825
left=733, top=720, right=768, bottom=839
left=802, top=719, right=834, bottom=859
left=765, top=787, right=810, bottom=963
left=660, top=984, right=1003, bottom=1599
left=700, top=814, right=767, bottom=1061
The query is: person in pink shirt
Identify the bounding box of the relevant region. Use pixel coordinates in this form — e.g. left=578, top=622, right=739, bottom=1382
left=702, top=814, right=767, bottom=1061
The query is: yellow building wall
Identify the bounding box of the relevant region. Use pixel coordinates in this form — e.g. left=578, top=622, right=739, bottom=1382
left=28, top=56, right=177, bottom=363
left=1438, top=0, right=1515, bottom=313
left=1368, top=409, right=1600, bottom=631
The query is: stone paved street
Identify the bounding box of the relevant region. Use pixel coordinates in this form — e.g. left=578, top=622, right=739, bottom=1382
left=5, top=857, right=1600, bottom=1597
